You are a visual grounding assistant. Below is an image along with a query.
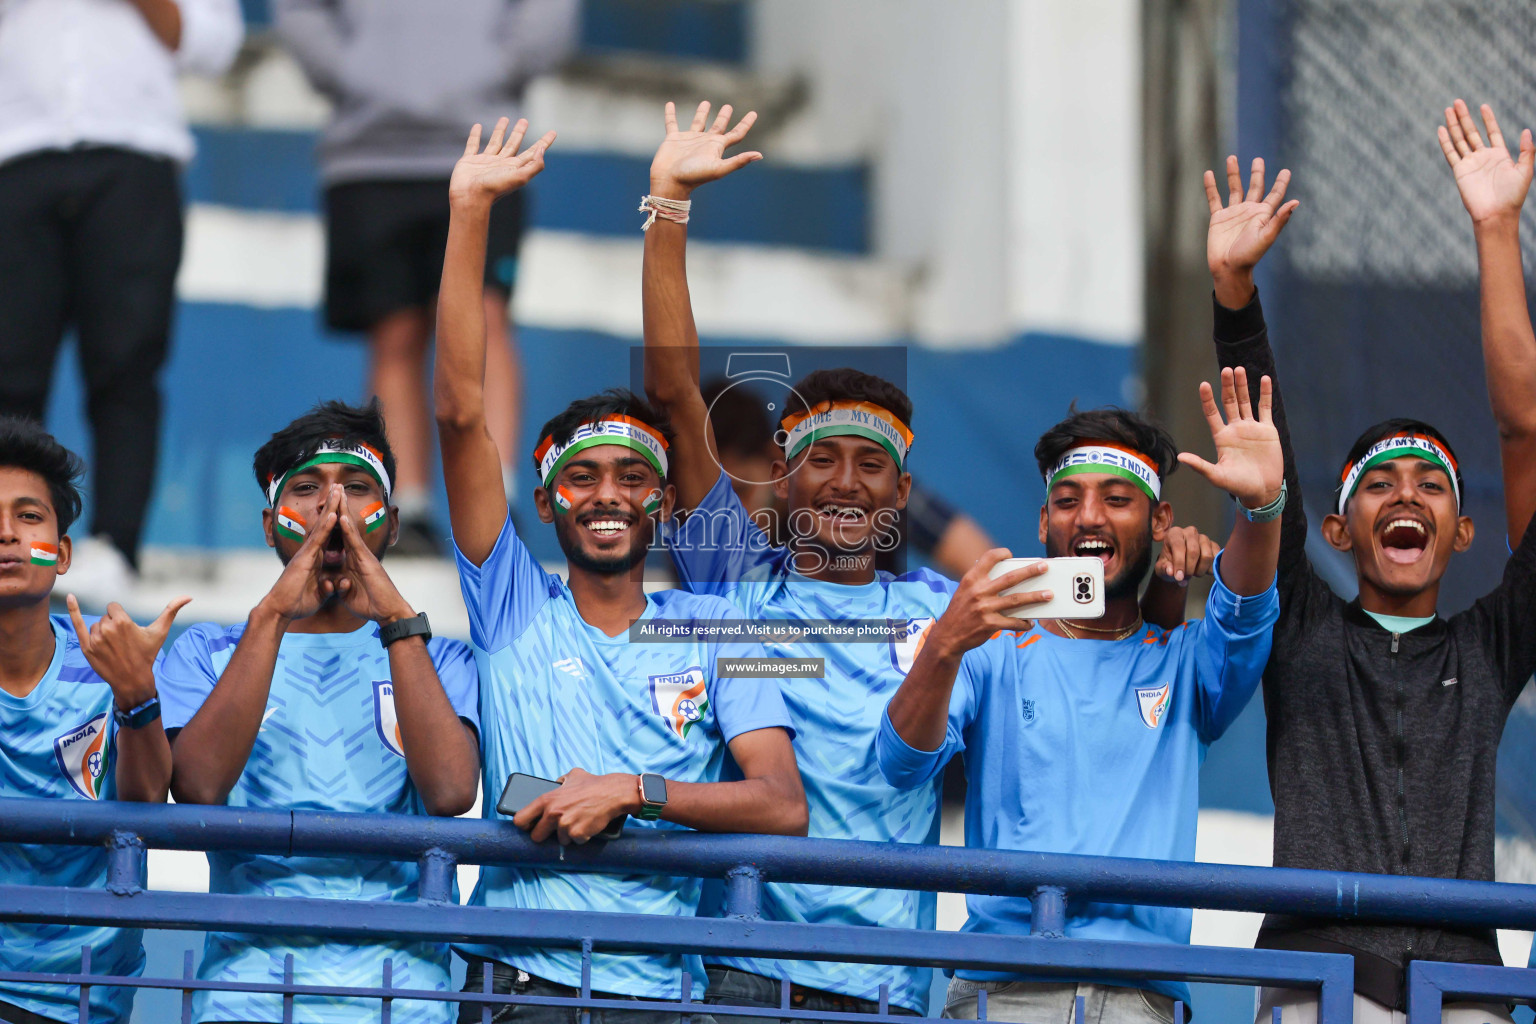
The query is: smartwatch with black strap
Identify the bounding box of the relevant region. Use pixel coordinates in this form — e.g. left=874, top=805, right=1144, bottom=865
left=380, top=612, right=432, bottom=647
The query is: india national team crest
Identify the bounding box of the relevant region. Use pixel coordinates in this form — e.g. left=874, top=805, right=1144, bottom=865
left=53, top=712, right=110, bottom=799
left=649, top=667, right=709, bottom=739
left=889, top=618, right=935, bottom=674
left=1136, top=683, right=1171, bottom=730
left=372, top=680, right=406, bottom=757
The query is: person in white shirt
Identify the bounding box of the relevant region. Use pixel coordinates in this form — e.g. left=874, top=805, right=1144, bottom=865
left=0, top=0, right=243, bottom=604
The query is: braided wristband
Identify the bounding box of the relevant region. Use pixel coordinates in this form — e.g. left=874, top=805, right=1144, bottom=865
left=638, top=194, right=691, bottom=230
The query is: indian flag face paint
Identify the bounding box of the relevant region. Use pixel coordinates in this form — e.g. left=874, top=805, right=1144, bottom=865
left=29, top=542, right=58, bottom=566
left=643, top=489, right=662, bottom=515
left=554, top=485, right=574, bottom=514
left=1045, top=441, right=1162, bottom=502
left=1338, top=432, right=1461, bottom=514
left=275, top=507, right=307, bottom=543
left=780, top=401, right=914, bottom=468
left=361, top=501, right=386, bottom=533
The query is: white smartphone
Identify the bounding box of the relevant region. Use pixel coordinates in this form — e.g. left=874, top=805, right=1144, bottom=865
left=986, top=556, right=1106, bottom=619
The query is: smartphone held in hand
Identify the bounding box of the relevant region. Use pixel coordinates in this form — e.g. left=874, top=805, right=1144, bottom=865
left=987, top=557, right=1106, bottom=619
left=496, top=772, right=625, bottom=841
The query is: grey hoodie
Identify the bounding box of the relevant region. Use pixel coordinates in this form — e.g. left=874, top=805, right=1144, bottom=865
left=273, top=0, right=578, bottom=183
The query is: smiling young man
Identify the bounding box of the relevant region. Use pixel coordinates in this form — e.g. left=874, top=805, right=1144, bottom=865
left=876, top=372, right=1282, bottom=1024
left=158, top=400, right=482, bottom=1024
left=435, top=117, right=805, bottom=1023
left=0, top=417, right=189, bottom=1024
left=638, top=101, right=970, bottom=1019
left=1204, top=105, right=1536, bottom=1024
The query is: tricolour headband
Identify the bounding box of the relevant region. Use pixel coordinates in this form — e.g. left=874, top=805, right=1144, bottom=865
left=780, top=401, right=914, bottom=468
left=1045, top=442, right=1162, bottom=502
left=1337, top=433, right=1460, bottom=515
left=266, top=439, right=392, bottom=507
left=534, top=415, right=670, bottom=489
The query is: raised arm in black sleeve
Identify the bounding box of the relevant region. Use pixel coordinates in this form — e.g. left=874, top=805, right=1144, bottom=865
left=1211, top=290, right=1337, bottom=655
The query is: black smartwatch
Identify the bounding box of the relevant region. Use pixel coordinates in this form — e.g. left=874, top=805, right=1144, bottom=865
left=113, top=695, right=162, bottom=730
left=380, top=612, right=432, bottom=647
left=637, top=772, right=668, bottom=820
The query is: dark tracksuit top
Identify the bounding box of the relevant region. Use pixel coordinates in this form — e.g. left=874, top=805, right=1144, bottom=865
left=1213, top=291, right=1536, bottom=1009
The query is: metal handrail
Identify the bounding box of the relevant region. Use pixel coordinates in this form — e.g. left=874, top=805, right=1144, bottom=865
left=3, top=797, right=1535, bottom=930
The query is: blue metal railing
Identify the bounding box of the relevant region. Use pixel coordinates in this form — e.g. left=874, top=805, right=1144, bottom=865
left=1, top=797, right=1533, bottom=1024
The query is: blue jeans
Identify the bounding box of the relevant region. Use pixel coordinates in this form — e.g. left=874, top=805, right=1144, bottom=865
left=457, top=957, right=711, bottom=1024
left=704, top=966, right=920, bottom=1024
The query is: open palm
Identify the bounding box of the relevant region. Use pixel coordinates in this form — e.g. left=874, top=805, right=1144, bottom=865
left=449, top=117, right=556, bottom=205
left=1439, top=100, right=1534, bottom=224
left=1205, top=156, right=1298, bottom=277
left=1178, top=367, right=1283, bottom=507
left=650, top=101, right=762, bottom=193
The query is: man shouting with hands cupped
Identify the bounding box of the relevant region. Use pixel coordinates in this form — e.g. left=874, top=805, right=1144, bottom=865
left=878, top=371, right=1283, bottom=1024
left=157, top=399, right=481, bottom=1024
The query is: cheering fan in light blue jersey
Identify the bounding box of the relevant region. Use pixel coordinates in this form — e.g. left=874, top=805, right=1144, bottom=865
left=159, top=401, right=482, bottom=1024
left=434, top=116, right=806, bottom=1024
left=879, top=387, right=1283, bottom=1022
left=640, top=99, right=958, bottom=1019
left=0, top=417, right=191, bottom=1024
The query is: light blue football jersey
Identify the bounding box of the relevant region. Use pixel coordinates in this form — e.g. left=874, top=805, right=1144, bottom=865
left=876, top=559, right=1278, bottom=1006
left=663, top=471, right=957, bottom=1013
left=452, top=512, right=795, bottom=1000
left=158, top=620, right=480, bottom=1024
left=0, top=615, right=145, bottom=1024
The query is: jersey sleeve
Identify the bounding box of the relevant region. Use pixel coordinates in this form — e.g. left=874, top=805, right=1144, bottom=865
left=875, top=646, right=982, bottom=790
left=704, top=639, right=797, bottom=744
left=1187, top=552, right=1280, bottom=743
left=451, top=510, right=556, bottom=652
left=426, top=638, right=482, bottom=735
left=1465, top=515, right=1536, bottom=705
left=662, top=470, right=784, bottom=600
left=156, top=625, right=225, bottom=731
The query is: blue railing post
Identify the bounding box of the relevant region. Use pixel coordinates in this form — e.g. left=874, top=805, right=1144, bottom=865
left=580, top=937, right=594, bottom=1024
left=724, top=864, right=763, bottom=920
left=282, top=952, right=294, bottom=1024
left=76, top=945, right=90, bottom=1024
left=381, top=956, right=393, bottom=1024
left=977, top=986, right=988, bottom=1021
left=479, top=958, right=493, bottom=1024
left=181, top=948, right=195, bottom=1024
left=417, top=847, right=456, bottom=903
left=106, top=830, right=144, bottom=895
left=1030, top=885, right=1067, bottom=938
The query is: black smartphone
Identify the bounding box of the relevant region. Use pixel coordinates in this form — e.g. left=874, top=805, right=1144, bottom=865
left=495, top=772, right=625, bottom=841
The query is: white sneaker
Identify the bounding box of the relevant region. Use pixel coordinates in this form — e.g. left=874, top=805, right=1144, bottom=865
left=60, top=535, right=137, bottom=611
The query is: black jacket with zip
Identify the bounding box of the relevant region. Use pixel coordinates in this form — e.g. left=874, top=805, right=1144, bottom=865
left=1214, top=291, right=1536, bottom=1009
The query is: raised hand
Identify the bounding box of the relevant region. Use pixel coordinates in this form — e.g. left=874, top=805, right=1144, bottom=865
left=449, top=117, right=557, bottom=207
left=1205, top=156, right=1299, bottom=303
left=1177, top=367, right=1283, bottom=509
left=649, top=101, right=763, bottom=197
left=1154, top=525, right=1221, bottom=586
left=1439, top=99, right=1534, bottom=226
left=261, top=485, right=344, bottom=623
left=333, top=507, right=415, bottom=625
left=67, top=593, right=191, bottom=709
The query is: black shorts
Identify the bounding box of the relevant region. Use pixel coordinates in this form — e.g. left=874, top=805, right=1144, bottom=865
left=322, top=179, right=526, bottom=333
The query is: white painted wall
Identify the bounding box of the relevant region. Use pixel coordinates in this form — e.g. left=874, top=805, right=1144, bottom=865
left=751, top=0, right=1143, bottom=349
